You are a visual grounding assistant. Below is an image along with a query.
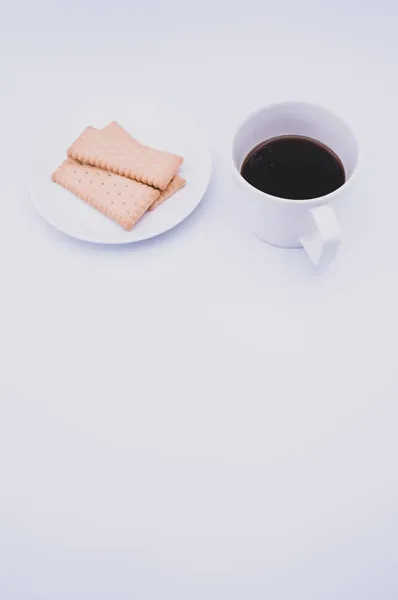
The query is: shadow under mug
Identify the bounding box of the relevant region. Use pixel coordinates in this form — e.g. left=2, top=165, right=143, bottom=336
left=232, top=102, right=359, bottom=266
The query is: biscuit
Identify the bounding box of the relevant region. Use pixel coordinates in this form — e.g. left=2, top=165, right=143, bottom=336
left=52, top=159, right=159, bottom=230
left=67, top=125, right=183, bottom=190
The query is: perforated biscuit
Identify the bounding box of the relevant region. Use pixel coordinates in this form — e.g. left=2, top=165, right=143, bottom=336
left=68, top=125, right=183, bottom=191
left=52, top=159, right=159, bottom=230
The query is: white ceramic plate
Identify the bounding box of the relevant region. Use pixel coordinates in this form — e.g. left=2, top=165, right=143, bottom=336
left=31, top=96, right=212, bottom=244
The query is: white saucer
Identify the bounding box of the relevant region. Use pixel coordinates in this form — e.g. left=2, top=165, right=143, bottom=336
left=31, top=96, right=212, bottom=244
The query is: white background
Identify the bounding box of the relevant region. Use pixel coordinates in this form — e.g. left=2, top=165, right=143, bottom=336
left=1, top=0, right=398, bottom=598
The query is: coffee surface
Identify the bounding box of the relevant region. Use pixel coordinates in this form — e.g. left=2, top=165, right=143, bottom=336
left=240, top=135, right=346, bottom=200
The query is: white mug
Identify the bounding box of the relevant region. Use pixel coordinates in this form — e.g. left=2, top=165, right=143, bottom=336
left=232, top=102, right=359, bottom=266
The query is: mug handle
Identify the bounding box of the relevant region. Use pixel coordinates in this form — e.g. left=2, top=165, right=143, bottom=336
left=299, top=205, right=341, bottom=267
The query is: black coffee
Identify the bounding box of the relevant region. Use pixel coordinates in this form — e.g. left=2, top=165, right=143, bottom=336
left=240, top=135, right=345, bottom=200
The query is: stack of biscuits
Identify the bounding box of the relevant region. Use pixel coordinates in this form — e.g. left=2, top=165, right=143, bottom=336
left=52, top=121, right=185, bottom=230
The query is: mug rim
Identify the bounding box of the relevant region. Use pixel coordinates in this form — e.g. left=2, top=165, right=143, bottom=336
left=232, top=101, right=360, bottom=206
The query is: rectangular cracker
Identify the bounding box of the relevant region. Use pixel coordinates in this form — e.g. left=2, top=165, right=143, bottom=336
left=149, top=174, right=186, bottom=211
left=67, top=124, right=183, bottom=191
left=52, top=158, right=159, bottom=231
